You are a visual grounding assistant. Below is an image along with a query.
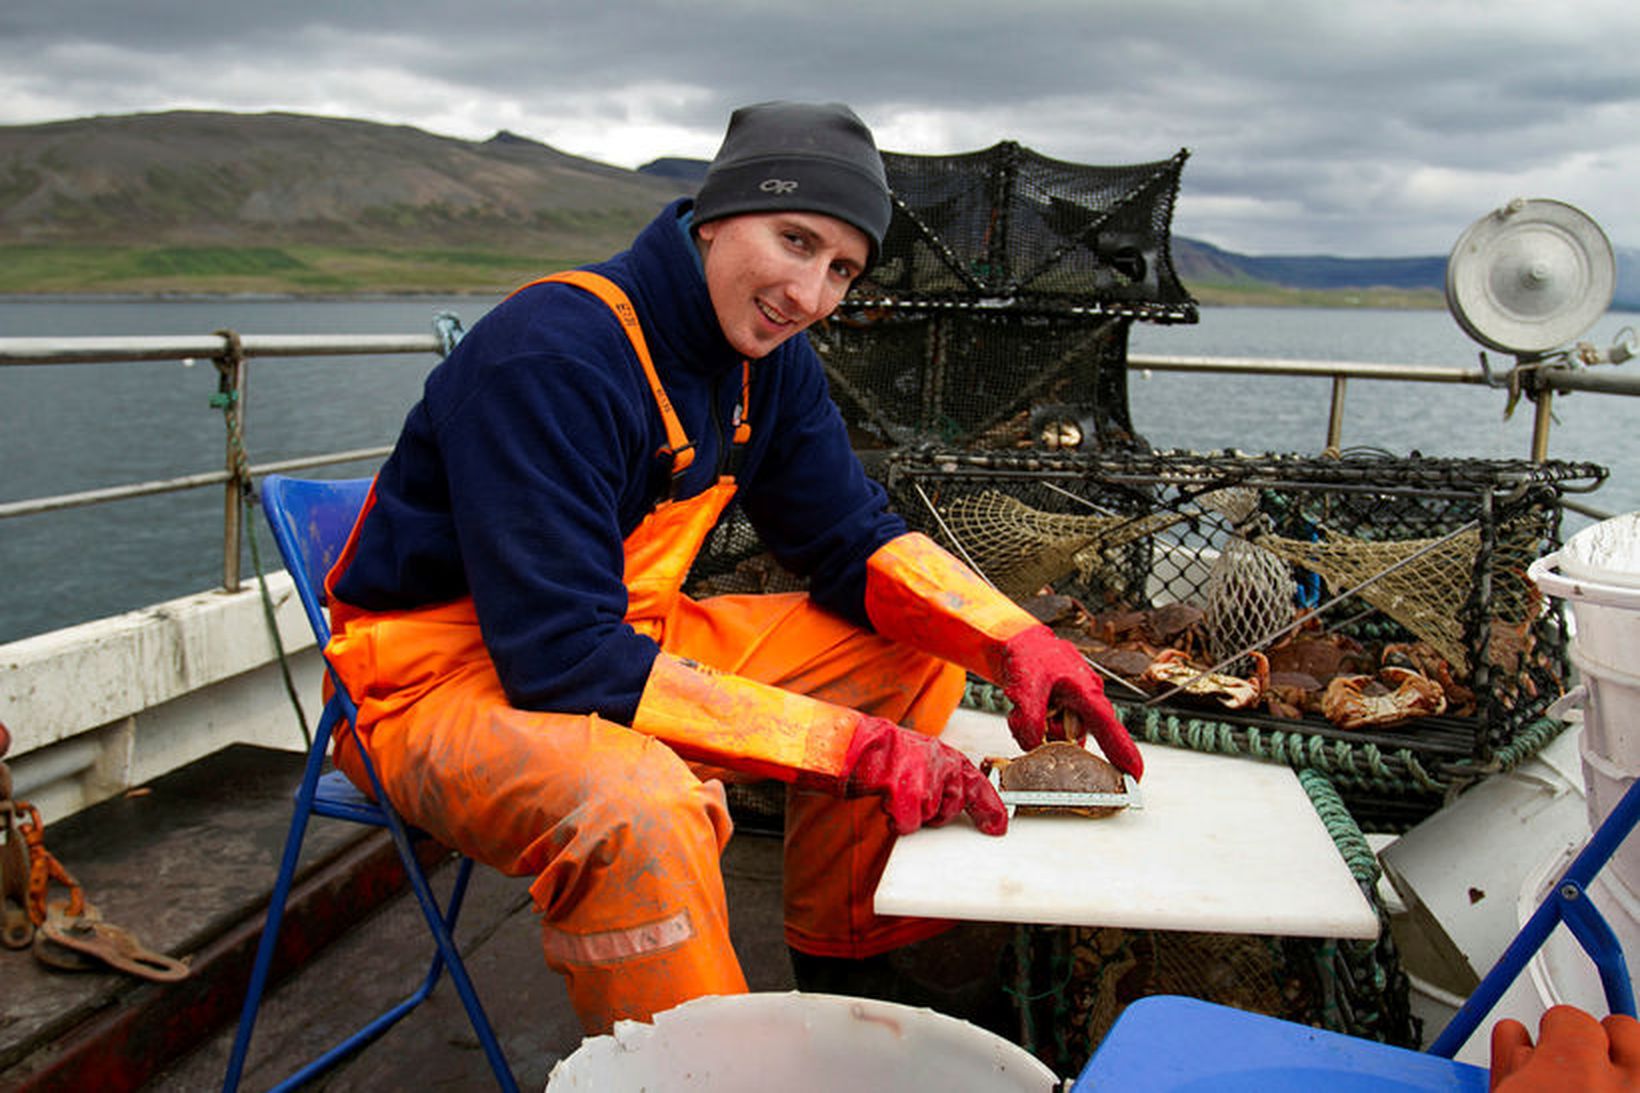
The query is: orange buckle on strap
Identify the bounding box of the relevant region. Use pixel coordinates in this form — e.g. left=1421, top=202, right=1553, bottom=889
left=658, top=442, right=697, bottom=478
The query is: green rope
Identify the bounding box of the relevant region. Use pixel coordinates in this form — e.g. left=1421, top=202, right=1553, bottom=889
left=243, top=496, right=313, bottom=752
left=212, top=336, right=313, bottom=752
left=1491, top=716, right=1572, bottom=769
left=1296, top=769, right=1420, bottom=1046
left=1299, top=769, right=1378, bottom=882
left=959, top=676, right=1567, bottom=808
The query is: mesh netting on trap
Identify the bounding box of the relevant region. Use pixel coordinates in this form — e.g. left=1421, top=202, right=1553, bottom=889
left=883, top=447, right=1611, bottom=817
left=1249, top=521, right=1547, bottom=673
left=868, top=143, right=1196, bottom=316
left=807, top=143, right=1196, bottom=451
left=933, top=488, right=1183, bottom=600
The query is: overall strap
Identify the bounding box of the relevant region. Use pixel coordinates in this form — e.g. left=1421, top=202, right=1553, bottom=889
left=538, top=270, right=697, bottom=479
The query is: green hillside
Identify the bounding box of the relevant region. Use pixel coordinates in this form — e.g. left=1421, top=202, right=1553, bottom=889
left=13, top=110, right=1623, bottom=307
left=0, top=111, right=688, bottom=295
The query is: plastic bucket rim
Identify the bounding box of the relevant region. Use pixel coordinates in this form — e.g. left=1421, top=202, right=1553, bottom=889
left=545, top=991, right=1060, bottom=1091
left=1528, top=551, right=1640, bottom=610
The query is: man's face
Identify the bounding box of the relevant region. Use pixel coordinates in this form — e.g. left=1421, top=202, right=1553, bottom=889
left=695, top=211, right=869, bottom=359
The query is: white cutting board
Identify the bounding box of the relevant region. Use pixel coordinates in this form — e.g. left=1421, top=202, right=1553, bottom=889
left=874, top=707, right=1380, bottom=940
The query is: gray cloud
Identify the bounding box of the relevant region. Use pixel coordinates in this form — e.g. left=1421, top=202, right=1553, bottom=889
left=2, top=0, right=1637, bottom=256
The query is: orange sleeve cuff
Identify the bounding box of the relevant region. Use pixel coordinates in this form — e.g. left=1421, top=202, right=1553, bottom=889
left=863, top=532, right=1037, bottom=682
left=631, top=653, right=860, bottom=783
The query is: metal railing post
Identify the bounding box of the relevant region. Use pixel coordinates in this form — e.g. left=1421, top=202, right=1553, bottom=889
left=1531, top=389, right=1555, bottom=463
left=1326, top=374, right=1348, bottom=450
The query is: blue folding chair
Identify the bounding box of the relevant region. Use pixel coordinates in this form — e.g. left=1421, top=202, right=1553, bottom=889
left=223, top=475, right=518, bottom=1092
left=1072, top=766, right=1640, bottom=1090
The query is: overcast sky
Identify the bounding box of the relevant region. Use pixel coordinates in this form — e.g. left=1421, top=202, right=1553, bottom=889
left=3, top=0, right=1637, bottom=256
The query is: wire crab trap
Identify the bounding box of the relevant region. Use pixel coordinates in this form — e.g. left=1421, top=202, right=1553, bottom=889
left=690, top=143, right=1198, bottom=599
left=808, top=142, right=1196, bottom=452
left=884, top=447, right=1609, bottom=829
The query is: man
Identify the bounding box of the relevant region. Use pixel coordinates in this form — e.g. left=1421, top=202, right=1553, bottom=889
left=322, top=101, right=1142, bottom=1034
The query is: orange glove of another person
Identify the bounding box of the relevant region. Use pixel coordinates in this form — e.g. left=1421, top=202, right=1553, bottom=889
left=1489, top=1005, right=1640, bottom=1092
left=863, top=532, right=1143, bottom=780
left=841, top=715, right=1008, bottom=836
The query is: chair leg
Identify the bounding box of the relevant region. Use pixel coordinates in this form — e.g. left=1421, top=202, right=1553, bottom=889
left=227, top=837, right=517, bottom=1092
left=223, top=726, right=518, bottom=1092
left=377, top=807, right=520, bottom=1093
left=222, top=716, right=334, bottom=1092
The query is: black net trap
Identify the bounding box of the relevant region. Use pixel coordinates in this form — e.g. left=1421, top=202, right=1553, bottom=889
left=808, top=143, right=1195, bottom=451
left=886, top=447, right=1607, bottom=828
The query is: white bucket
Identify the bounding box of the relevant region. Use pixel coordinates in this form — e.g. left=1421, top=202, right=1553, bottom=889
left=1578, top=746, right=1640, bottom=899
left=1529, top=512, right=1640, bottom=674
left=1528, top=515, right=1640, bottom=813
left=1524, top=512, right=1640, bottom=1014
left=1571, top=643, right=1640, bottom=762
left=544, top=992, right=1061, bottom=1092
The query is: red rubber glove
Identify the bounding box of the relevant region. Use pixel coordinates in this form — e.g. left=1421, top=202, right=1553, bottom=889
left=998, top=625, right=1143, bottom=779
left=842, top=716, right=1008, bottom=837
left=1490, top=1006, right=1640, bottom=1092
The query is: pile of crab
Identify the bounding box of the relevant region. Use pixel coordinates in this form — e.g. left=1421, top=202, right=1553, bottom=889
left=1023, top=592, right=1475, bottom=732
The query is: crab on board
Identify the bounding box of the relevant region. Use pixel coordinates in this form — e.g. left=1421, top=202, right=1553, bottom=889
left=1264, top=670, right=1326, bottom=720
left=1020, top=591, right=1093, bottom=631
left=1487, top=574, right=1546, bottom=674
left=1081, top=603, right=1209, bottom=660
left=1140, top=648, right=1268, bottom=710
left=1383, top=641, right=1475, bottom=718
left=1264, top=625, right=1374, bottom=681
left=1321, top=667, right=1447, bottom=730
left=1144, top=603, right=1209, bottom=659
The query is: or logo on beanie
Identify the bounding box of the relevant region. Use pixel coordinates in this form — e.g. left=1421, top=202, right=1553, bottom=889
left=759, top=178, right=799, bottom=195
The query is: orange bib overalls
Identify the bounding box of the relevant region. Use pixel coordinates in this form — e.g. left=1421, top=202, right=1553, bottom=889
left=323, top=272, right=965, bottom=1034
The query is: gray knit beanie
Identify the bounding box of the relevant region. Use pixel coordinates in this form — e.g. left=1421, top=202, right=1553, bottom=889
left=692, top=101, right=893, bottom=268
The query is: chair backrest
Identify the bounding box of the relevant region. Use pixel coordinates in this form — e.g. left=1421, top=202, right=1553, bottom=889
left=259, top=474, right=373, bottom=646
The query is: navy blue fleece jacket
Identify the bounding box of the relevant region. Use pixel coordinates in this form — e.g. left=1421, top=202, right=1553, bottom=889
left=331, top=199, right=906, bottom=722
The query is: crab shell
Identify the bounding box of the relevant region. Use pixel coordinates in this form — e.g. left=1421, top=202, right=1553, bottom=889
left=989, top=742, right=1126, bottom=818
left=1321, top=667, right=1447, bottom=730
left=1140, top=648, right=1269, bottom=710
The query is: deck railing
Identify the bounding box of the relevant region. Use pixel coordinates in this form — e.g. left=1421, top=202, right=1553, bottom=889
left=2, top=330, right=1635, bottom=593
left=0, top=332, right=446, bottom=589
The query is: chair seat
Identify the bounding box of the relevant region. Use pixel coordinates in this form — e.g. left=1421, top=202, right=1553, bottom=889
left=313, top=768, right=444, bottom=845
left=313, top=768, right=384, bottom=826
left=1072, top=996, right=1488, bottom=1092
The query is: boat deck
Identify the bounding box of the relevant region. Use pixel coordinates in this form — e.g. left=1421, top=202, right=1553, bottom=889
left=3, top=735, right=1458, bottom=1090
left=0, top=744, right=795, bottom=1091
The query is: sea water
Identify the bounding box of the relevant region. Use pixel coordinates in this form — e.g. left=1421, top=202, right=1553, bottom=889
left=2, top=297, right=1636, bottom=644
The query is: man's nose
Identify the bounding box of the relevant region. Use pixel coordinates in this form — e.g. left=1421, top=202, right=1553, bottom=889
left=784, top=263, right=829, bottom=318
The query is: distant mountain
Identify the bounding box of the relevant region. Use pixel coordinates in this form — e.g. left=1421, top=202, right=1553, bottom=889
left=0, top=112, right=1632, bottom=309
left=637, top=157, right=710, bottom=185
left=0, top=111, right=691, bottom=252
left=1174, top=236, right=1638, bottom=311
left=1175, top=237, right=1446, bottom=292
left=1617, top=248, right=1640, bottom=311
